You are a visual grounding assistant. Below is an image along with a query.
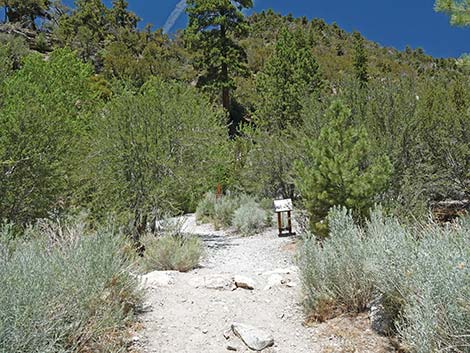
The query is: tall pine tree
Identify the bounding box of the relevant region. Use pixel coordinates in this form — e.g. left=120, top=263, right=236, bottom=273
left=0, top=0, right=50, bottom=29
left=184, top=0, right=253, bottom=129
left=256, top=27, right=321, bottom=130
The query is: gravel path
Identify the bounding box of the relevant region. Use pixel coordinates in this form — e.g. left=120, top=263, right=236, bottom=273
left=136, top=214, right=394, bottom=353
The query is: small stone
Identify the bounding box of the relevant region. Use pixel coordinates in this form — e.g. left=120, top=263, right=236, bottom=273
left=234, top=275, right=256, bottom=290
left=232, top=322, right=274, bottom=351
left=202, top=329, right=209, bottom=334
left=227, top=345, right=238, bottom=351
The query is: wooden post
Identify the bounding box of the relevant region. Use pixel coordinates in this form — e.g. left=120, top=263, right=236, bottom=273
left=277, top=212, right=282, bottom=237
left=287, top=210, right=292, bottom=235
left=216, top=183, right=222, bottom=199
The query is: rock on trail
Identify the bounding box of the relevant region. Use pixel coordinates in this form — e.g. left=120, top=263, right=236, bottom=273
left=136, top=214, right=396, bottom=353
left=137, top=214, right=316, bottom=353
left=232, top=322, right=274, bottom=351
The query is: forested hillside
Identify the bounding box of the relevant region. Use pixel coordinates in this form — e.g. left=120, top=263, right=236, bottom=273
left=1, top=0, right=469, bottom=229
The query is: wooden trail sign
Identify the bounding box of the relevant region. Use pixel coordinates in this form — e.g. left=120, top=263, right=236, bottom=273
left=274, top=199, right=295, bottom=237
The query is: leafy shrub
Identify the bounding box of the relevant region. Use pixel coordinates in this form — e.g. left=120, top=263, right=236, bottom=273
left=0, top=49, right=97, bottom=225
left=91, top=78, right=230, bottom=230
left=299, top=207, right=470, bottom=351
left=213, top=196, right=241, bottom=228
left=195, top=192, right=260, bottom=229
left=196, top=191, right=217, bottom=222
left=141, top=234, right=204, bottom=273
left=232, top=201, right=269, bottom=235
left=0, top=221, right=142, bottom=353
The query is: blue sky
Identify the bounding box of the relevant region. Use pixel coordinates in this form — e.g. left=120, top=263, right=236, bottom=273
left=136, top=0, right=470, bottom=58
left=12, top=1, right=470, bottom=57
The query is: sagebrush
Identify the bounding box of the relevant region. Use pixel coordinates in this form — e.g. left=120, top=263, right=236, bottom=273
left=299, top=207, right=470, bottom=352
left=0, top=220, right=142, bottom=353
left=232, top=201, right=269, bottom=235
left=141, top=234, right=204, bottom=273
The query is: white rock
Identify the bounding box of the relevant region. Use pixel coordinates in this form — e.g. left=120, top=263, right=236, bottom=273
left=264, top=274, right=283, bottom=290
left=141, top=271, right=178, bottom=287
left=231, top=323, right=274, bottom=351
left=234, top=275, right=256, bottom=290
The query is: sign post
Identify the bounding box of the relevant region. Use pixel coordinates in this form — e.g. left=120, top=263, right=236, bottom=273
left=274, top=199, right=295, bottom=237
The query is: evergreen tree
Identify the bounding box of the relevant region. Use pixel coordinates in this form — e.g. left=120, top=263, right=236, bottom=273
left=256, top=27, right=321, bottom=130
left=353, top=31, right=368, bottom=88
left=56, top=0, right=140, bottom=65
left=109, top=0, right=139, bottom=32
left=184, top=0, right=253, bottom=119
left=0, top=0, right=50, bottom=29
left=435, top=0, right=470, bottom=26
left=294, top=101, right=392, bottom=236
left=56, top=0, right=109, bottom=62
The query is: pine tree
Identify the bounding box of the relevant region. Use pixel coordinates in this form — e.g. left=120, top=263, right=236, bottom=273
left=109, top=0, right=139, bottom=31
left=56, top=0, right=109, bottom=61
left=184, top=0, right=253, bottom=118
left=294, top=100, right=392, bottom=236
left=56, top=0, right=139, bottom=64
left=256, top=27, right=321, bottom=130
left=353, top=31, right=369, bottom=88
left=0, top=0, right=50, bottom=29
left=435, top=0, right=470, bottom=26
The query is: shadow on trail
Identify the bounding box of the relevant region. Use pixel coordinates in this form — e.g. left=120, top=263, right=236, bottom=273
left=199, top=233, right=237, bottom=251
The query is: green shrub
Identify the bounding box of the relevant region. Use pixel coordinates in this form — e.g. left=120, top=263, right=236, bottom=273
left=91, top=78, right=230, bottom=229
left=299, top=207, right=470, bottom=351
left=196, top=191, right=217, bottom=222
left=195, top=192, right=260, bottom=229
left=232, top=201, right=269, bottom=235
left=141, top=234, right=204, bottom=273
left=213, top=195, right=241, bottom=228
left=0, top=49, right=97, bottom=226
left=0, top=221, right=142, bottom=353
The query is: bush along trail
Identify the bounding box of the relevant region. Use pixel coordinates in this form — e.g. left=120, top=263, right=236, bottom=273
left=133, top=214, right=394, bottom=353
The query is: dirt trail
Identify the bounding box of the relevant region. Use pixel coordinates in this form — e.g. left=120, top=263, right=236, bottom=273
left=137, top=214, right=394, bottom=353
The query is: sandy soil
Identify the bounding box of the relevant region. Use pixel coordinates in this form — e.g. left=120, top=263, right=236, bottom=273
left=135, top=214, right=395, bottom=353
